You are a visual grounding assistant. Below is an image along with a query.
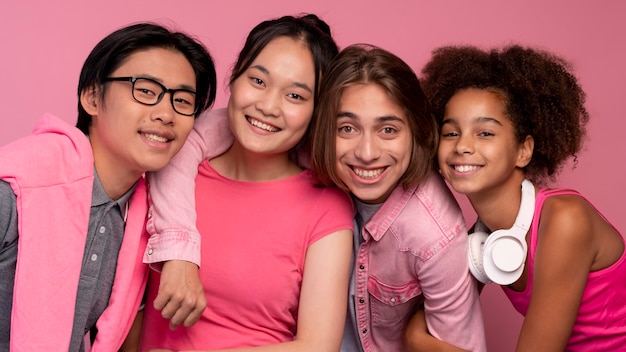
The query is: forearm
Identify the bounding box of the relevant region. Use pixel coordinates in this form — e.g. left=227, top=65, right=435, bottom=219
left=145, top=109, right=233, bottom=267
left=404, top=309, right=469, bottom=352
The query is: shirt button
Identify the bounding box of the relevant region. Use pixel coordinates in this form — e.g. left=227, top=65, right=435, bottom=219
left=390, top=297, right=396, bottom=303
left=359, top=264, right=365, bottom=270
left=359, top=298, right=365, bottom=304
left=99, top=226, right=106, bottom=234
left=362, top=328, right=368, bottom=334
left=148, top=211, right=152, bottom=219
left=148, top=248, right=154, bottom=255
left=91, top=254, right=98, bottom=261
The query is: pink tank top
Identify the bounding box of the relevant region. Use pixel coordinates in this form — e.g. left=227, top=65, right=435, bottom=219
left=502, top=188, right=626, bottom=351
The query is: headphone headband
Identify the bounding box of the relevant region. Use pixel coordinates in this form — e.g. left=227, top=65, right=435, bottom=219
left=468, top=179, right=536, bottom=285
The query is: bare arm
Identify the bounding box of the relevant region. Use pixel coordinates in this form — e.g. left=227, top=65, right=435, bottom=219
left=119, top=310, right=143, bottom=352
left=515, top=197, right=594, bottom=351
left=150, top=228, right=353, bottom=352
left=404, top=309, right=469, bottom=352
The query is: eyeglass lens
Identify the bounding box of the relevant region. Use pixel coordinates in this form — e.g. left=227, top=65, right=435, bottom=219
left=132, top=78, right=196, bottom=116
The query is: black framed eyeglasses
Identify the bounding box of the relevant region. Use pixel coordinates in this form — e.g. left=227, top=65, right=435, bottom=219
left=104, top=76, right=198, bottom=116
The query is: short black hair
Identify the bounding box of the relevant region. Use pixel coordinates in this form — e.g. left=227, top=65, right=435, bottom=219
left=76, top=22, right=217, bottom=134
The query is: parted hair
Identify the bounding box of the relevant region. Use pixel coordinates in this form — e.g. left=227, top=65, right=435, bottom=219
left=76, top=22, right=217, bottom=134
left=310, top=44, right=438, bottom=191
left=229, top=14, right=339, bottom=157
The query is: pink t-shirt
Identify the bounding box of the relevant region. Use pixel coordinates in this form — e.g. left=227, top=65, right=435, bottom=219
left=503, top=188, right=626, bottom=351
left=140, top=161, right=353, bottom=350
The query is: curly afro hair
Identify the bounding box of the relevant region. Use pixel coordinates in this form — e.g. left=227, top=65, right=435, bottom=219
left=420, top=44, right=589, bottom=185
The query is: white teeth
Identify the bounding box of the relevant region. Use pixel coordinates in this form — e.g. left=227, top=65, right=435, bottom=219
left=354, top=167, right=383, bottom=179
left=143, top=133, right=168, bottom=143
left=454, top=165, right=479, bottom=173
left=249, top=118, right=279, bottom=132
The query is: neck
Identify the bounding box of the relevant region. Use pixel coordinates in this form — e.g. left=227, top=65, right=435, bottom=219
left=210, top=141, right=302, bottom=182
left=92, top=148, right=141, bottom=200
left=468, top=174, right=527, bottom=231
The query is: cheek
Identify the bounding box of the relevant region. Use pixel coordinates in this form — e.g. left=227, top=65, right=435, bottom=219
left=335, top=159, right=350, bottom=182
left=335, top=137, right=351, bottom=158
left=177, top=118, right=195, bottom=139
left=286, top=105, right=314, bottom=129
left=396, top=138, right=413, bottom=166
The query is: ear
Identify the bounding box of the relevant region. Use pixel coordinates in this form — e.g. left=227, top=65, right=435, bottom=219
left=80, top=85, right=100, bottom=116
left=516, top=135, right=534, bottom=168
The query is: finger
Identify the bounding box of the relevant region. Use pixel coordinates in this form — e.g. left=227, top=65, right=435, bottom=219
left=182, top=304, right=206, bottom=327
left=152, top=287, right=173, bottom=311
left=157, top=296, right=183, bottom=320
left=168, top=303, right=194, bottom=330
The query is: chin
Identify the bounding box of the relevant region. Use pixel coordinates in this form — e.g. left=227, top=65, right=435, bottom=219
left=351, top=190, right=383, bottom=204
left=142, top=159, right=171, bottom=173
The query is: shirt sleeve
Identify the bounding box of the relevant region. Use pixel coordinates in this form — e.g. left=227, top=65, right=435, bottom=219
left=419, top=226, right=487, bottom=352
left=0, top=180, right=18, bottom=246
left=143, top=109, right=234, bottom=267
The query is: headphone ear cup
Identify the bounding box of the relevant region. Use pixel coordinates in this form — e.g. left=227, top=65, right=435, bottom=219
left=482, top=229, right=527, bottom=285
left=468, top=231, right=492, bottom=284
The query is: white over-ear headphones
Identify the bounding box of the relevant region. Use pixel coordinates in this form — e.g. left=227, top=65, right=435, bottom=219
left=468, top=179, right=535, bottom=285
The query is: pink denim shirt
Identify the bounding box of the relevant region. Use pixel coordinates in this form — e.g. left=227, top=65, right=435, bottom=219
left=355, top=171, right=486, bottom=351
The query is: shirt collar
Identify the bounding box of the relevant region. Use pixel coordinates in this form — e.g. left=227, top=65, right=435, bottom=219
left=91, top=168, right=136, bottom=213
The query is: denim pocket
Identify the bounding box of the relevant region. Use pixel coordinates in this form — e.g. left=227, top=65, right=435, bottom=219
left=368, top=277, right=421, bottom=326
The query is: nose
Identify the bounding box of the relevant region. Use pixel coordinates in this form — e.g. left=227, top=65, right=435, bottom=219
left=354, top=133, right=381, bottom=162
left=151, top=92, right=176, bottom=125
left=255, top=90, right=281, bottom=117
left=455, top=134, right=474, bottom=155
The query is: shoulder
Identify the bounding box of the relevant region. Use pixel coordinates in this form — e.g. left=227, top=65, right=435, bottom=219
left=414, top=171, right=460, bottom=209
left=539, top=193, right=593, bottom=240
left=536, top=192, right=595, bottom=260
left=0, top=115, right=93, bottom=185
left=309, top=182, right=354, bottom=213
left=407, top=171, right=465, bottom=234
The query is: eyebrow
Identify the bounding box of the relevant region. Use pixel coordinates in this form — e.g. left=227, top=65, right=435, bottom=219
left=135, top=74, right=196, bottom=92
left=442, top=116, right=503, bottom=126
left=337, top=111, right=405, bottom=124
left=250, top=64, right=313, bottom=93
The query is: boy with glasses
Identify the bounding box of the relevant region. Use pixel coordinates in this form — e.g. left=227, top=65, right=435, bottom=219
left=0, top=22, right=216, bottom=351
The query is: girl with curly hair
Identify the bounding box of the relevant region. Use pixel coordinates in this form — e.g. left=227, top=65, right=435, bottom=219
left=419, top=44, right=626, bottom=351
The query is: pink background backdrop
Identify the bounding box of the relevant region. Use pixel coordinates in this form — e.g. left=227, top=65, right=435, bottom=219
left=1, top=1, right=624, bottom=350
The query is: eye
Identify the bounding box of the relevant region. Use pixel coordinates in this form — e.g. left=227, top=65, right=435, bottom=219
left=478, top=131, right=495, bottom=137
left=441, top=131, right=459, bottom=138
left=174, top=97, right=193, bottom=106
left=287, top=93, right=304, bottom=101
left=135, top=87, right=156, bottom=97
left=173, top=91, right=196, bottom=107
left=251, top=77, right=265, bottom=87
left=381, top=127, right=397, bottom=134
left=338, top=125, right=355, bottom=134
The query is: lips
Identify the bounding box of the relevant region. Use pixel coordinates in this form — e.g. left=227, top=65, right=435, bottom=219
left=142, top=132, right=170, bottom=143
left=247, top=116, right=280, bottom=132
left=453, top=164, right=481, bottom=173
left=352, top=166, right=385, bottom=179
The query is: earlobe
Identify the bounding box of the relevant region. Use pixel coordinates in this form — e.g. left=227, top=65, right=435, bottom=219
left=80, top=85, right=100, bottom=115
left=517, top=135, right=534, bottom=168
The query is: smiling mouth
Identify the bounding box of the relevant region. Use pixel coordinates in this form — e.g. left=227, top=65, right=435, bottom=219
left=454, top=165, right=481, bottom=173
left=247, top=117, right=280, bottom=132
left=142, top=133, right=169, bottom=143
left=353, top=166, right=385, bottom=179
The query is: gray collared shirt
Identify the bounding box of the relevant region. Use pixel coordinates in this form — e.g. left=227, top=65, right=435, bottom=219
left=341, top=198, right=382, bottom=352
